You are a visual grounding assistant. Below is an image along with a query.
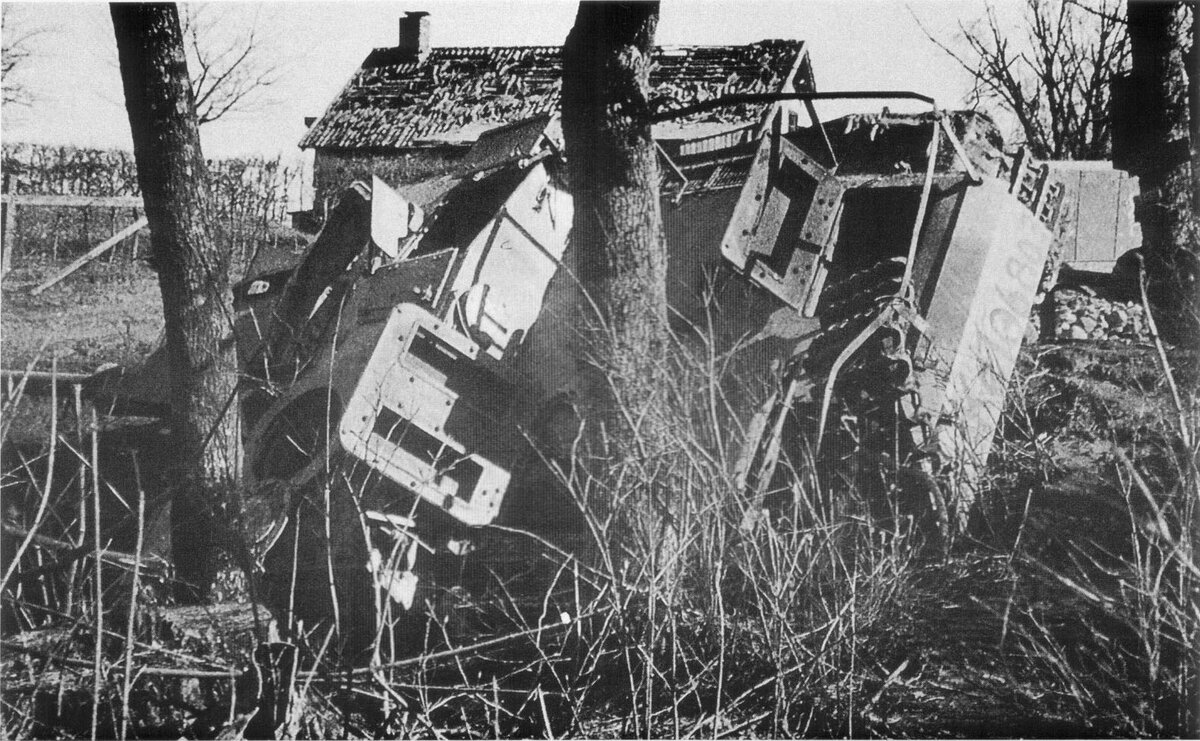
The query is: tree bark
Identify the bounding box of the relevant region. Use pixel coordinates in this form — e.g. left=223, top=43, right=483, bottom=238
left=1126, top=1, right=1195, bottom=251
left=560, top=0, right=676, bottom=588
left=561, top=1, right=668, bottom=424
left=1124, top=1, right=1198, bottom=344
left=1189, top=5, right=1200, bottom=214
left=112, top=3, right=241, bottom=601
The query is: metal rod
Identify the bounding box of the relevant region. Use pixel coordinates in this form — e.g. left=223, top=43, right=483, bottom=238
left=938, top=116, right=983, bottom=185
left=652, top=90, right=937, bottom=123
left=899, top=118, right=942, bottom=297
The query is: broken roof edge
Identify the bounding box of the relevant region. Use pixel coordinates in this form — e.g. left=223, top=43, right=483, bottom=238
left=298, top=56, right=381, bottom=150
left=301, top=38, right=811, bottom=151
left=371, top=118, right=564, bottom=215
left=360, top=38, right=808, bottom=68
left=456, top=114, right=561, bottom=173
left=752, top=41, right=812, bottom=140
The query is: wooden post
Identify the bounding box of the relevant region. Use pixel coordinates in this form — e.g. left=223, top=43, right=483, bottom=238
left=2, top=175, right=16, bottom=276
left=130, top=208, right=141, bottom=261
left=108, top=207, right=118, bottom=264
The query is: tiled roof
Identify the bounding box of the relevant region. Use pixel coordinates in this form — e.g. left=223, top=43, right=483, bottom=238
left=300, top=40, right=809, bottom=151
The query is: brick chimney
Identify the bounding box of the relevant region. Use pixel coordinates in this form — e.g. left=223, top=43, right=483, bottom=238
left=399, top=11, right=430, bottom=61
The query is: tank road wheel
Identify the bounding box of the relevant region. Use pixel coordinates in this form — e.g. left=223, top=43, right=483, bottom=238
left=250, top=388, right=342, bottom=483
left=249, top=386, right=446, bottom=661
left=246, top=387, right=372, bottom=658
left=260, top=458, right=381, bottom=659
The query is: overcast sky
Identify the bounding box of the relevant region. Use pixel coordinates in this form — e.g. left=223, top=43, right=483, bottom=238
left=1, top=1, right=1014, bottom=160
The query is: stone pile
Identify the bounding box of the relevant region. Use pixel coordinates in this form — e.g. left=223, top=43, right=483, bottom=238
left=1050, top=287, right=1150, bottom=343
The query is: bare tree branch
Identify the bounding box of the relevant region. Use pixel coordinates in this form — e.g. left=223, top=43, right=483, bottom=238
left=179, top=3, right=284, bottom=126
left=917, top=0, right=1127, bottom=159
left=1065, top=0, right=1127, bottom=27
left=2, top=5, right=51, bottom=107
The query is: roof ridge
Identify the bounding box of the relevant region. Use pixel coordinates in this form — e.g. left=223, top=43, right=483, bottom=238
left=368, top=44, right=562, bottom=53
left=366, top=39, right=805, bottom=54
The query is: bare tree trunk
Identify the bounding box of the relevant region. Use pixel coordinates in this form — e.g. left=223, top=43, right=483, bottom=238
left=1127, top=1, right=1194, bottom=251
left=559, top=2, right=677, bottom=578
left=561, top=1, right=668, bottom=421
left=1124, top=1, right=1199, bottom=344
left=1189, top=6, right=1200, bottom=214
left=112, top=3, right=241, bottom=602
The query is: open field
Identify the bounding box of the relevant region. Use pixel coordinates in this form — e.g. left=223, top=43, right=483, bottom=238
left=1, top=226, right=309, bottom=371
left=2, top=260, right=163, bottom=374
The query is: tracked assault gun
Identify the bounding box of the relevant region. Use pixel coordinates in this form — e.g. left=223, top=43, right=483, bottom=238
left=232, top=98, right=1056, bottom=636
left=723, top=106, right=1058, bottom=528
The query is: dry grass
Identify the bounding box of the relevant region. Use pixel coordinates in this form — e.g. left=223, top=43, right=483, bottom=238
left=989, top=338, right=1199, bottom=737
left=1, top=278, right=1196, bottom=737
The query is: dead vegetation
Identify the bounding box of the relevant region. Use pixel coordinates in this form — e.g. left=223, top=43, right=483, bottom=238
left=2, top=260, right=1196, bottom=737
left=2, top=135, right=1194, bottom=738
left=0, top=123, right=1194, bottom=736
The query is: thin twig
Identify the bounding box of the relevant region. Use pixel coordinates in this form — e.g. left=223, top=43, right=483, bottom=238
left=0, top=358, right=58, bottom=595
left=1, top=639, right=243, bottom=679
left=0, top=595, right=239, bottom=671
left=337, top=609, right=603, bottom=678
left=67, top=382, right=87, bottom=618
left=90, top=405, right=103, bottom=740
left=1135, top=254, right=1191, bottom=449
left=118, top=455, right=146, bottom=741
left=0, top=523, right=167, bottom=576
left=289, top=626, right=334, bottom=737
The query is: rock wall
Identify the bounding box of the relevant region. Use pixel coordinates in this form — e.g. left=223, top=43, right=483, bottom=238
left=1049, top=287, right=1150, bottom=343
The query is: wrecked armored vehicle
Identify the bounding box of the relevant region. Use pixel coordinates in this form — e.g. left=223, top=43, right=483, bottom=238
left=720, top=107, right=1056, bottom=530
left=234, top=99, right=1055, bottom=640
left=232, top=117, right=580, bottom=634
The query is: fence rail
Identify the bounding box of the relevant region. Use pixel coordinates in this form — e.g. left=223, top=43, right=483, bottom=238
left=2, top=143, right=309, bottom=275
left=1, top=194, right=143, bottom=208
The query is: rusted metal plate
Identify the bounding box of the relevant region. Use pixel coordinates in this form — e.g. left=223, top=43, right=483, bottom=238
left=339, top=304, right=514, bottom=527
left=912, top=178, right=1053, bottom=497
left=446, top=162, right=573, bottom=358
left=721, top=126, right=838, bottom=310
left=315, top=163, right=570, bottom=527
left=355, top=248, right=458, bottom=325
left=1114, top=174, right=1142, bottom=259
left=1074, top=170, right=1120, bottom=264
